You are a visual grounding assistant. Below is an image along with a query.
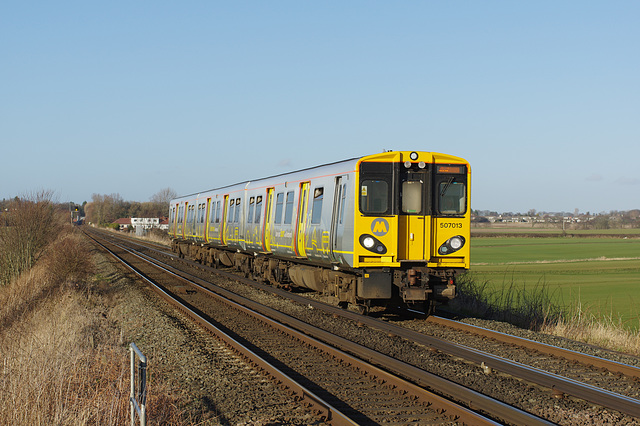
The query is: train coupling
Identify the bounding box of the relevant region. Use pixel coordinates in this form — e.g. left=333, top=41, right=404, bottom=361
left=399, top=268, right=456, bottom=302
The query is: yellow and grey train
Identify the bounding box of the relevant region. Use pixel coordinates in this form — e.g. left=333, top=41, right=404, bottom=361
left=168, top=150, right=470, bottom=314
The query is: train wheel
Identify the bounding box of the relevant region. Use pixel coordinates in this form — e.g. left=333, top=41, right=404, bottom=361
left=242, top=259, right=252, bottom=278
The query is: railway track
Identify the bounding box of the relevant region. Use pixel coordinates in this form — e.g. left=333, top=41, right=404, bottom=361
left=426, top=315, right=640, bottom=379
left=86, top=229, right=541, bottom=425
left=85, top=228, right=640, bottom=424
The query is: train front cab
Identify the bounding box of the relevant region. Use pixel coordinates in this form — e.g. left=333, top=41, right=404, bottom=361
left=353, top=151, right=470, bottom=311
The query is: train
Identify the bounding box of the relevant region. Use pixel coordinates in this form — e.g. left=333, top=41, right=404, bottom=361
left=168, top=150, right=470, bottom=314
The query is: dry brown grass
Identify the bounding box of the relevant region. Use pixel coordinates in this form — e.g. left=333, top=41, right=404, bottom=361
left=0, top=226, right=184, bottom=424
left=0, top=290, right=129, bottom=425
left=454, top=274, right=640, bottom=356
left=541, top=305, right=640, bottom=356
left=0, top=232, right=93, bottom=331
left=0, top=243, right=130, bottom=424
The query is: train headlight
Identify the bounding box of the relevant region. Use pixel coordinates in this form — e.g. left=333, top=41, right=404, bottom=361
left=362, top=236, right=375, bottom=249
left=438, top=236, right=466, bottom=255
left=410, top=151, right=419, bottom=161
left=449, top=236, right=463, bottom=250
left=360, top=234, right=387, bottom=254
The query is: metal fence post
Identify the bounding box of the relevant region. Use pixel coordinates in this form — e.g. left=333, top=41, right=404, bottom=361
left=130, top=343, right=147, bottom=426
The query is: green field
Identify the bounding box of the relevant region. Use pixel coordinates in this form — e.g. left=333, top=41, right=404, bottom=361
left=467, top=236, right=640, bottom=330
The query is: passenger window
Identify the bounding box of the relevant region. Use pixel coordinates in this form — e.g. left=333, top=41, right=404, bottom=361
left=255, top=196, right=263, bottom=223
left=247, top=197, right=255, bottom=224
left=234, top=198, right=241, bottom=222
left=209, top=201, right=216, bottom=223
left=228, top=199, right=235, bottom=223
left=311, top=187, right=324, bottom=224
left=284, top=191, right=294, bottom=224
left=275, top=192, right=284, bottom=224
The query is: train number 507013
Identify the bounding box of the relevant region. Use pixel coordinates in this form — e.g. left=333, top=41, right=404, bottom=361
left=440, top=223, right=463, bottom=229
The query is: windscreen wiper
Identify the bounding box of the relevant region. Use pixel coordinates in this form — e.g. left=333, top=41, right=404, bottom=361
left=440, top=177, right=455, bottom=196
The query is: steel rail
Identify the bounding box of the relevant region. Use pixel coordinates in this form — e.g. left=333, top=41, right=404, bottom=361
left=89, top=230, right=554, bottom=426
left=89, top=229, right=640, bottom=420
left=287, top=290, right=640, bottom=419
left=151, top=249, right=640, bottom=419
left=427, top=315, right=640, bottom=380
left=158, top=250, right=640, bottom=419
left=86, top=232, right=357, bottom=425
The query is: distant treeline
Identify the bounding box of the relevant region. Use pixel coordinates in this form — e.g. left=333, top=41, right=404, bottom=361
left=84, top=188, right=177, bottom=226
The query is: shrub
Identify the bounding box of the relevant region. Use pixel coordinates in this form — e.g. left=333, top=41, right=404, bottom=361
left=43, top=232, right=95, bottom=286
left=0, top=191, right=64, bottom=286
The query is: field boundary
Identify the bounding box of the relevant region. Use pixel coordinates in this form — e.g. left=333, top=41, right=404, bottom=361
left=473, top=256, right=640, bottom=266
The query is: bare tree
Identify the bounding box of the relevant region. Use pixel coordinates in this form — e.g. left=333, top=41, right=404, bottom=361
left=150, top=188, right=177, bottom=205
left=85, top=193, right=127, bottom=225
left=85, top=189, right=178, bottom=226
left=0, top=190, right=64, bottom=285
left=149, top=188, right=177, bottom=218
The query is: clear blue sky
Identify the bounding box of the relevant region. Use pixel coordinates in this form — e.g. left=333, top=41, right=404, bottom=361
left=2, top=2, right=638, bottom=214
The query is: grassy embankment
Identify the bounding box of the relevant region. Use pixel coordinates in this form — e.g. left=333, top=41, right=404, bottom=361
left=0, top=196, right=181, bottom=424
left=451, top=225, right=640, bottom=354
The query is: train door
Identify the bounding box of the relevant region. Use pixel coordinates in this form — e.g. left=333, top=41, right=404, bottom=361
left=170, top=204, right=178, bottom=237
left=295, top=182, right=310, bottom=257
left=263, top=188, right=275, bottom=252
left=184, top=203, right=191, bottom=238
left=189, top=204, right=197, bottom=238
left=220, top=195, right=229, bottom=245
left=179, top=203, right=185, bottom=238
left=329, top=177, right=345, bottom=263
left=204, top=198, right=211, bottom=242
left=398, top=169, right=430, bottom=260
left=195, top=202, right=205, bottom=240
left=173, top=204, right=184, bottom=238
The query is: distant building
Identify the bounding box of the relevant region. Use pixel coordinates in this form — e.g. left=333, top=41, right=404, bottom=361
left=131, top=217, right=159, bottom=229
left=113, top=218, right=131, bottom=230
left=112, top=217, right=168, bottom=231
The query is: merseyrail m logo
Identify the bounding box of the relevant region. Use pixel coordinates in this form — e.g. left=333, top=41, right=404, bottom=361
left=371, top=218, right=389, bottom=236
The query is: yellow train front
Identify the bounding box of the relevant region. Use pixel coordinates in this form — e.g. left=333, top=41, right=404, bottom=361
left=350, top=151, right=470, bottom=313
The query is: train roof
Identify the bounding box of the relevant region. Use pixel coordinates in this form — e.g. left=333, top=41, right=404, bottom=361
left=170, top=150, right=469, bottom=203
left=172, top=155, right=362, bottom=202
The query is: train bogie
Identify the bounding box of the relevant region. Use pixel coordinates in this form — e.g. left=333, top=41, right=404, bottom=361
left=168, top=151, right=470, bottom=314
